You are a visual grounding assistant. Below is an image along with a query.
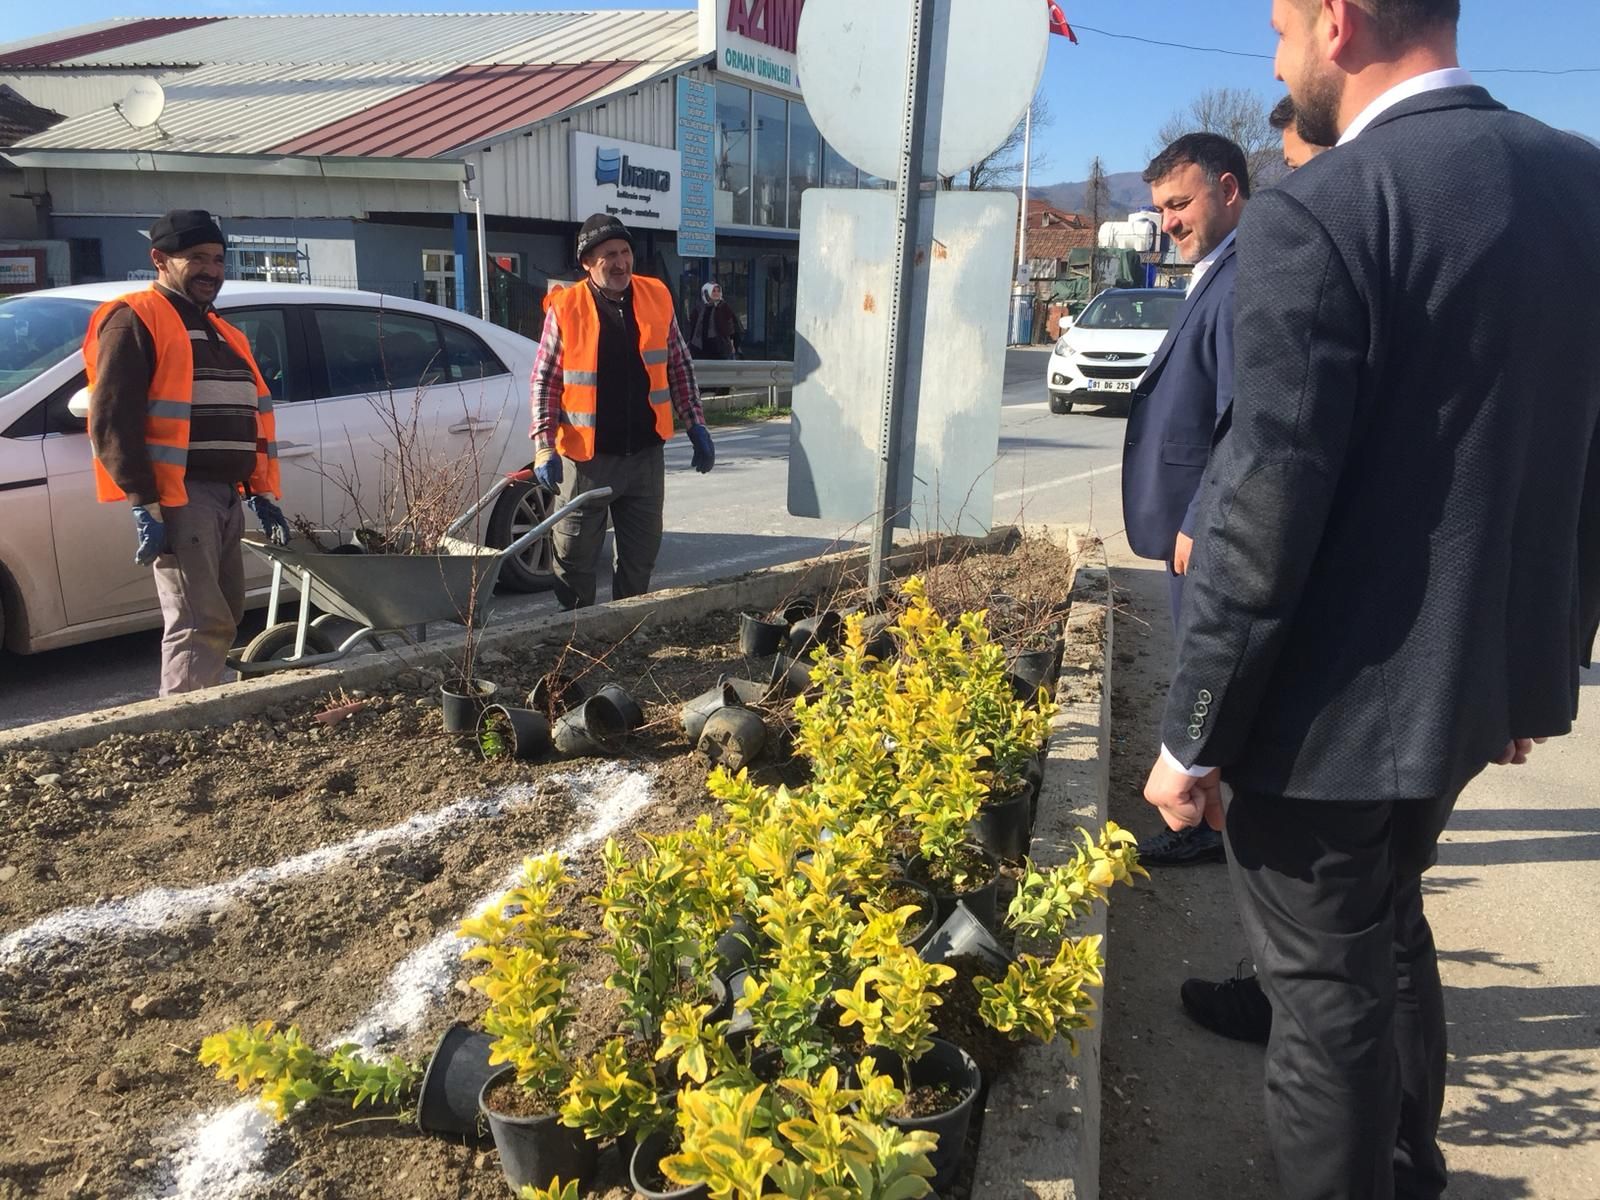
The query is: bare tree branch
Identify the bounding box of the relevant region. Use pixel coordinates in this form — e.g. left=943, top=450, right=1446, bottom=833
left=943, top=96, right=1054, bottom=191
left=1152, top=86, right=1286, bottom=188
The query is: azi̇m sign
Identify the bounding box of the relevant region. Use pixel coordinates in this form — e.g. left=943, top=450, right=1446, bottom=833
left=715, top=0, right=804, bottom=95
left=571, top=132, right=682, bottom=232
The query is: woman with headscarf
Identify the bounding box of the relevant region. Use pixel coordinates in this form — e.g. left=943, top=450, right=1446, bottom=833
left=688, top=281, right=742, bottom=360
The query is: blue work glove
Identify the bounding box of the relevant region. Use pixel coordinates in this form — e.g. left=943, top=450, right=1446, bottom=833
left=535, top=456, right=563, bottom=493
left=688, top=423, right=716, bottom=474
left=245, top=494, right=291, bottom=545
left=132, top=505, right=166, bottom=566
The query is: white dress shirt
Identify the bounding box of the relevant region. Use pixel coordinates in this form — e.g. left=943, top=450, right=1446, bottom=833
left=1338, top=67, right=1477, bottom=146
left=1186, top=229, right=1236, bottom=296
left=1160, top=69, right=1474, bottom=783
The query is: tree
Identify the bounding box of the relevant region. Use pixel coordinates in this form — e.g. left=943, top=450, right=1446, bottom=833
left=1084, top=156, right=1115, bottom=290
left=944, top=96, right=1053, bottom=191
left=1153, top=87, right=1284, bottom=188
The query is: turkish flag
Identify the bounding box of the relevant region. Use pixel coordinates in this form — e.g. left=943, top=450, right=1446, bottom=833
left=1048, top=2, right=1078, bottom=41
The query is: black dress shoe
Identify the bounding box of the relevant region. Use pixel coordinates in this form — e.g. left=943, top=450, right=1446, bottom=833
left=1180, top=964, right=1272, bottom=1045
left=1137, top=823, right=1225, bottom=866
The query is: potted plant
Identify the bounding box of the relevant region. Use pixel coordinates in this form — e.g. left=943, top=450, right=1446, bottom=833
left=974, top=823, right=1148, bottom=1047
left=456, top=854, right=598, bottom=1194
left=832, top=925, right=976, bottom=1193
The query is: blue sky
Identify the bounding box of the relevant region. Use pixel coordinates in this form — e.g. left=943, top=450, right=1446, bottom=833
left=8, top=1, right=1599, bottom=180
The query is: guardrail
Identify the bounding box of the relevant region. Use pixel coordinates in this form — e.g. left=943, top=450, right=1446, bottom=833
left=692, top=359, right=795, bottom=409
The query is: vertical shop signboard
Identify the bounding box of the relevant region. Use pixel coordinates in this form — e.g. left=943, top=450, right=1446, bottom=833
left=676, top=78, right=718, bottom=259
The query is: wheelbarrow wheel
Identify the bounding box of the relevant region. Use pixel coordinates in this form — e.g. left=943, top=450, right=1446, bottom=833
left=240, top=621, right=338, bottom=664
left=487, top=478, right=557, bottom=593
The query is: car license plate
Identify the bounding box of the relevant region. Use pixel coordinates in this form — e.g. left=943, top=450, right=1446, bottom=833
left=1089, top=379, right=1135, bottom=394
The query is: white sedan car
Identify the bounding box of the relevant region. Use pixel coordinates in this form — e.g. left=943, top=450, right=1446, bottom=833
left=0, top=281, right=553, bottom=656
left=1046, top=288, right=1186, bottom=414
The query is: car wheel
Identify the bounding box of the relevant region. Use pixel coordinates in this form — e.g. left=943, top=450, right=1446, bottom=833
left=239, top=621, right=337, bottom=664
left=1049, top=394, right=1073, bottom=414
left=487, top=478, right=557, bottom=593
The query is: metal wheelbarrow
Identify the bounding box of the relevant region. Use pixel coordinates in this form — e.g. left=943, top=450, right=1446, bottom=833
left=227, top=475, right=611, bottom=674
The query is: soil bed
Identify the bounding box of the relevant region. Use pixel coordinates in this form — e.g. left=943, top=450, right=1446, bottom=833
left=0, top=535, right=1075, bottom=1200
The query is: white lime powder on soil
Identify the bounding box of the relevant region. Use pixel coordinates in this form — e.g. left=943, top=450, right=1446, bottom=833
left=0, top=786, right=538, bottom=968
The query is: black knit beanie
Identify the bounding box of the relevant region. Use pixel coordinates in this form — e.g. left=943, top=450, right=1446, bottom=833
left=149, top=209, right=227, bottom=253
left=575, top=213, right=633, bottom=263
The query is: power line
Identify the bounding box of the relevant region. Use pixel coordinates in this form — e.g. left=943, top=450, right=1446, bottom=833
left=1068, top=22, right=1600, bottom=76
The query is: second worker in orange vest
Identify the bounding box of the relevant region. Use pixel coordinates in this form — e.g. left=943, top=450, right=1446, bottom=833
left=530, top=214, right=715, bottom=610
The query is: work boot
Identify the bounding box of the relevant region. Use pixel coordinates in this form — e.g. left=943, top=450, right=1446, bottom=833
left=1136, top=823, right=1225, bottom=866
left=1180, top=963, right=1272, bottom=1045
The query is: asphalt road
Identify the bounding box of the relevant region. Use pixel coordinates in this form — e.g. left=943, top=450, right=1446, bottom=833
left=0, top=348, right=1128, bottom=729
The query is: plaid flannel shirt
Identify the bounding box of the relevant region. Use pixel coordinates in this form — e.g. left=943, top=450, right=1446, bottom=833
left=528, top=290, right=706, bottom=454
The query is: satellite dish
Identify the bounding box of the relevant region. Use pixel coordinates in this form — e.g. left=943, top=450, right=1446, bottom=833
left=116, top=78, right=167, bottom=130
left=798, top=0, right=1048, bottom=181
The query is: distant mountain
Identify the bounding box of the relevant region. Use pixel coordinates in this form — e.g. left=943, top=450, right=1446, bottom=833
left=1025, top=171, right=1150, bottom=218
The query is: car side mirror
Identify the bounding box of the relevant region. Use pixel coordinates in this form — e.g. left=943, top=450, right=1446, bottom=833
left=67, top=387, right=92, bottom=419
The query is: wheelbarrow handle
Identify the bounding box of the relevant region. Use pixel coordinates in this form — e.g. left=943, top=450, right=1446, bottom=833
left=446, top=469, right=545, bottom=540
left=501, top=486, right=614, bottom=560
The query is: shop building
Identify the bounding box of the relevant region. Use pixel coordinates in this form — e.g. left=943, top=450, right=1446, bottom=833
left=0, top=2, right=880, bottom=358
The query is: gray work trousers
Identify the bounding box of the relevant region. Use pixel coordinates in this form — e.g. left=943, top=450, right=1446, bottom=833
left=152, top=480, right=245, bottom=696
left=551, top=444, right=665, bottom=610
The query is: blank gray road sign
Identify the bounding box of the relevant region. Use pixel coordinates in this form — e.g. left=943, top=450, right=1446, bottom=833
left=787, top=189, right=1016, bottom=535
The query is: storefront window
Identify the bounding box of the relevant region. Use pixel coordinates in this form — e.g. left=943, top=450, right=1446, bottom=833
left=822, top=139, right=858, bottom=190
left=715, top=82, right=752, bottom=227
left=788, top=104, right=822, bottom=228
left=752, top=91, right=788, bottom=228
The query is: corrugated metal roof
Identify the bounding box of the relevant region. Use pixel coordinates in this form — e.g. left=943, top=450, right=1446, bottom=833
left=7, top=11, right=706, bottom=161
left=0, top=18, right=221, bottom=69
left=5, top=11, right=699, bottom=69
left=12, top=60, right=459, bottom=155
left=274, top=60, right=640, bottom=159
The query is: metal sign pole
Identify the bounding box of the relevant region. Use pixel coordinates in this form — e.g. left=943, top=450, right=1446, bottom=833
left=868, top=0, right=939, bottom=599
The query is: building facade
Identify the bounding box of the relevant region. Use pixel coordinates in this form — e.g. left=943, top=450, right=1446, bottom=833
left=0, top=2, right=884, bottom=359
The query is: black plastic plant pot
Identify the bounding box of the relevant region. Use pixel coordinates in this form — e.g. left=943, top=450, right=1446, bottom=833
left=865, top=1038, right=982, bottom=1194
left=593, top=683, right=645, bottom=731
left=416, top=1022, right=497, bottom=1141
left=441, top=679, right=497, bottom=734
left=630, top=1130, right=709, bottom=1200
left=681, top=680, right=741, bottom=742
left=697, top=705, right=767, bottom=772
left=788, top=610, right=843, bottom=658
left=780, top=597, right=817, bottom=626
left=705, top=971, right=734, bottom=1025
left=973, top=784, right=1033, bottom=863
left=552, top=694, right=626, bottom=757
left=714, top=913, right=759, bottom=980
left=768, top=653, right=816, bottom=699
left=919, top=902, right=1015, bottom=973
left=1007, top=647, right=1056, bottom=701
left=739, top=612, right=789, bottom=657
left=477, top=705, right=551, bottom=762
left=527, top=671, right=588, bottom=717
left=909, top=845, right=1002, bottom=929
left=1021, top=754, right=1045, bottom=795
left=891, top=878, right=941, bottom=954
left=479, top=1068, right=596, bottom=1194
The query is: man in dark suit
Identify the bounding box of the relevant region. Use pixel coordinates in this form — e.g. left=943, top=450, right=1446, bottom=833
left=1145, top=2, right=1600, bottom=1197
left=1121, top=132, right=1249, bottom=868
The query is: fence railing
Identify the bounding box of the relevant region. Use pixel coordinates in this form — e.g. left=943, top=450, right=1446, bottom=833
left=691, top=359, right=795, bottom=409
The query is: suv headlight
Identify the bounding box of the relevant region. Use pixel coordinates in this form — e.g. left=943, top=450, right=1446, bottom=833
left=1055, top=337, right=1075, bottom=355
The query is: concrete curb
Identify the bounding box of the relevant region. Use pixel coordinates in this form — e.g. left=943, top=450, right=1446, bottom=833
left=0, top=528, right=1017, bottom=753
left=971, top=527, right=1112, bottom=1200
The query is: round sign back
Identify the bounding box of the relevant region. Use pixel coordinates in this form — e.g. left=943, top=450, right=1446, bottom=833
left=797, top=0, right=1049, bottom=181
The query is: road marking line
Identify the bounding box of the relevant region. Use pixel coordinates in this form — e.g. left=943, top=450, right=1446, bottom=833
left=993, top=461, right=1123, bottom=505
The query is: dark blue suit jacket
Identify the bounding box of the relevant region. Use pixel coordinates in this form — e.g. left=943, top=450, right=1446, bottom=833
left=1120, top=243, right=1237, bottom=562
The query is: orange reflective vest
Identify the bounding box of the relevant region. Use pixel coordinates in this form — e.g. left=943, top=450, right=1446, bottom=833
left=548, top=276, right=677, bottom=463
left=83, top=288, right=280, bottom=507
